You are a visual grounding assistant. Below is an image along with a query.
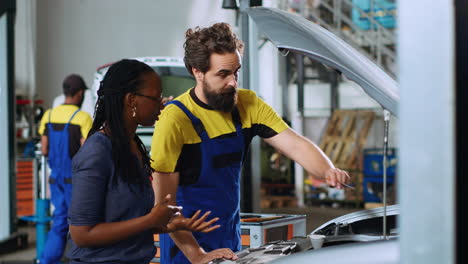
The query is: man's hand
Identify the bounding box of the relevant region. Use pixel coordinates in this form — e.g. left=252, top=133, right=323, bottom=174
left=324, top=168, right=351, bottom=189
left=165, top=210, right=221, bottom=233
left=192, top=248, right=238, bottom=264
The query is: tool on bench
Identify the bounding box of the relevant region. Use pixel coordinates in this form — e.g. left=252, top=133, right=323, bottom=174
left=240, top=215, right=285, bottom=222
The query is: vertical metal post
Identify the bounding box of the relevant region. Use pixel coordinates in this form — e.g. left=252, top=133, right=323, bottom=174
left=0, top=1, right=16, bottom=240
left=455, top=0, right=468, bottom=262
left=40, top=155, right=47, bottom=199
left=330, top=71, right=339, bottom=113
left=240, top=0, right=250, bottom=91
left=382, top=109, right=390, bottom=239
left=36, top=154, right=50, bottom=259
left=245, top=0, right=261, bottom=213
left=294, top=53, right=305, bottom=207
left=280, top=51, right=289, bottom=119
left=296, top=54, right=304, bottom=117
left=239, top=0, right=253, bottom=212
left=398, top=0, right=455, bottom=262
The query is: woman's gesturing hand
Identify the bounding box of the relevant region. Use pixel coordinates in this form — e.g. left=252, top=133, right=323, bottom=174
left=166, top=210, right=221, bottom=233
left=148, top=194, right=181, bottom=228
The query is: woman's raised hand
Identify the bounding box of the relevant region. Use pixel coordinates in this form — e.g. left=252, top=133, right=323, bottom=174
left=166, top=210, right=221, bottom=233
left=149, top=194, right=181, bottom=228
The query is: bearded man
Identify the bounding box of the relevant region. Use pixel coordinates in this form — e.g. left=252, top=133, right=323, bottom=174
left=150, top=22, right=350, bottom=264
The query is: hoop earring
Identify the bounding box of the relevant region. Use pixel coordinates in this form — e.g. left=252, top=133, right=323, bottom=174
left=132, top=106, right=136, bottom=117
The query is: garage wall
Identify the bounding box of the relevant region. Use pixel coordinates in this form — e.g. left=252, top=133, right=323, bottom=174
left=17, top=0, right=236, bottom=107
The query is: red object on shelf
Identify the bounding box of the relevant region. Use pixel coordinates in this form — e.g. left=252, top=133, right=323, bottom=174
left=16, top=99, right=44, bottom=105
left=16, top=159, right=35, bottom=217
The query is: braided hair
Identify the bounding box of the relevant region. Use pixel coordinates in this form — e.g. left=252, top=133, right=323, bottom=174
left=89, top=59, right=155, bottom=184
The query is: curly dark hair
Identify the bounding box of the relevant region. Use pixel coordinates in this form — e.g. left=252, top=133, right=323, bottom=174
left=183, top=22, right=244, bottom=76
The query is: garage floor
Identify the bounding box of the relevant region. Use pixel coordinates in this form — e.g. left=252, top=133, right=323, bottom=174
left=0, top=205, right=360, bottom=263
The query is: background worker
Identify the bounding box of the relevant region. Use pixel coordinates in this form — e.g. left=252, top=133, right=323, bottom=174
left=150, top=23, right=350, bottom=264
left=38, top=74, right=93, bottom=264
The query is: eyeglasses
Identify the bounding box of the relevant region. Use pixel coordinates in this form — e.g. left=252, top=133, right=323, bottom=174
left=134, top=92, right=163, bottom=103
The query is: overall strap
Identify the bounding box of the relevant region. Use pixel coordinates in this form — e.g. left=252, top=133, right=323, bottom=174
left=64, top=108, right=80, bottom=130
left=48, top=107, right=80, bottom=126
left=166, top=101, right=208, bottom=140
left=66, top=109, right=81, bottom=125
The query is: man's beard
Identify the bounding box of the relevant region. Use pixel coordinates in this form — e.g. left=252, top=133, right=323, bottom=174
left=203, top=79, right=237, bottom=112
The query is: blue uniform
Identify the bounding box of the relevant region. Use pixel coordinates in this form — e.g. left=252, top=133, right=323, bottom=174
left=40, top=109, right=79, bottom=264
left=67, top=132, right=156, bottom=264
left=151, top=89, right=289, bottom=264
left=160, top=101, right=244, bottom=264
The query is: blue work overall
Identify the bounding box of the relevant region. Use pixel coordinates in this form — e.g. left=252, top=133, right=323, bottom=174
left=160, top=101, right=245, bottom=264
left=40, top=109, right=80, bottom=264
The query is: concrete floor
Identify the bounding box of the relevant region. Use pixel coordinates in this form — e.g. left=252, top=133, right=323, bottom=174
left=0, top=205, right=360, bottom=263
left=0, top=222, right=37, bottom=264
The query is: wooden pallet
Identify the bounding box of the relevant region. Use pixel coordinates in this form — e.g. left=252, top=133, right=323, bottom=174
left=320, top=110, right=375, bottom=169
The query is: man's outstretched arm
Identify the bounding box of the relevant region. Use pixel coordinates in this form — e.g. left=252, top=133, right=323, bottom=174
left=264, top=128, right=350, bottom=188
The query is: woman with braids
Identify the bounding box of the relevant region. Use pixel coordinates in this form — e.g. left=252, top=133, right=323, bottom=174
left=67, top=59, right=220, bottom=264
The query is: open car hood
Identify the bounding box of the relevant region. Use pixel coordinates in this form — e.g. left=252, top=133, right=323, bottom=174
left=246, top=7, right=399, bottom=116
left=311, top=204, right=399, bottom=244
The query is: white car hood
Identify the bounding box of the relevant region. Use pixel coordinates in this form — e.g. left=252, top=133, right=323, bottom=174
left=246, top=7, right=399, bottom=116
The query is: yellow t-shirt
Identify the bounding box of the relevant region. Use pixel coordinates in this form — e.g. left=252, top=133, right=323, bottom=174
left=150, top=88, right=289, bottom=183
left=38, top=104, right=93, bottom=158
